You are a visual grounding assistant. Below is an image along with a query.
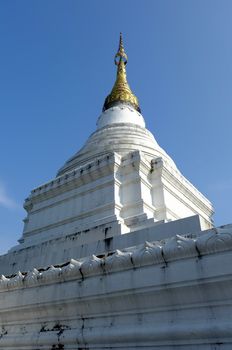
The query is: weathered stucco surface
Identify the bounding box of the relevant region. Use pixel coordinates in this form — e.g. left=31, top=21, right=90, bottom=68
left=19, top=105, right=213, bottom=252
left=0, top=77, right=221, bottom=348
left=0, top=223, right=232, bottom=349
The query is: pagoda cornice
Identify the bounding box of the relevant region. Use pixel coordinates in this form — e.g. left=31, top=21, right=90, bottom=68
left=1, top=225, right=232, bottom=292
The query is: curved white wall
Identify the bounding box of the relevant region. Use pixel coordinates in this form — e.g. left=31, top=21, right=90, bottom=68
left=97, top=105, right=146, bottom=129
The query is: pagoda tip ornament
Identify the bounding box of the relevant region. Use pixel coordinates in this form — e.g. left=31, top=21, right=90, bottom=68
left=103, top=33, right=140, bottom=112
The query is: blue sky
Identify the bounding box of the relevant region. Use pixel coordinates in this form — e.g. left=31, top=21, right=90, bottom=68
left=0, top=0, right=231, bottom=254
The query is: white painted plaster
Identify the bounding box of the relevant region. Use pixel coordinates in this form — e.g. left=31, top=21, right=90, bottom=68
left=0, top=101, right=219, bottom=349
left=96, top=105, right=146, bottom=129
left=0, top=224, right=232, bottom=349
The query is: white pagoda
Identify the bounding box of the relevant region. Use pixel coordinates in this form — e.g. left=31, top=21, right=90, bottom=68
left=0, top=34, right=231, bottom=350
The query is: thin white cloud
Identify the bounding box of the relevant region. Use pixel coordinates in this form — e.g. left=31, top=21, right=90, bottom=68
left=0, top=182, right=19, bottom=210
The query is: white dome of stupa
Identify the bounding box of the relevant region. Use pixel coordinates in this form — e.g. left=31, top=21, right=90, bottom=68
left=57, top=33, right=177, bottom=176
left=57, top=104, right=177, bottom=176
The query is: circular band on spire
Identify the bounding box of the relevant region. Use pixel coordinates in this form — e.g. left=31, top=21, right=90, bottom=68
left=103, top=33, right=140, bottom=113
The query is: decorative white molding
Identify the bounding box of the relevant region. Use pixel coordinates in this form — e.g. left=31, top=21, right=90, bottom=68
left=2, top=227, right=232, bottom=292
left=196, top=229, right=232, bottom=255
left=131, top=241, right=163, bottom=267
left=152, top=158, right=213, bottom=213
left=162, top=235, right=197, bottom=261
left=80, top=255, right=102, bottom=277
left=104, top=249, right=133, bottom=272
left=26, top=153, right=121, bottom=206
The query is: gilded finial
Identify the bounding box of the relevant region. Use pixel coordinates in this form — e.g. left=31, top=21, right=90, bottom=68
left=114, top=32, right=128, bottom=65
left=103, top=33, right=140, bottom=112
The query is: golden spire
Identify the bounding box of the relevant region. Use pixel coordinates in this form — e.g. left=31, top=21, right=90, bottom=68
left=103, top=33, right=140, bottom=112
